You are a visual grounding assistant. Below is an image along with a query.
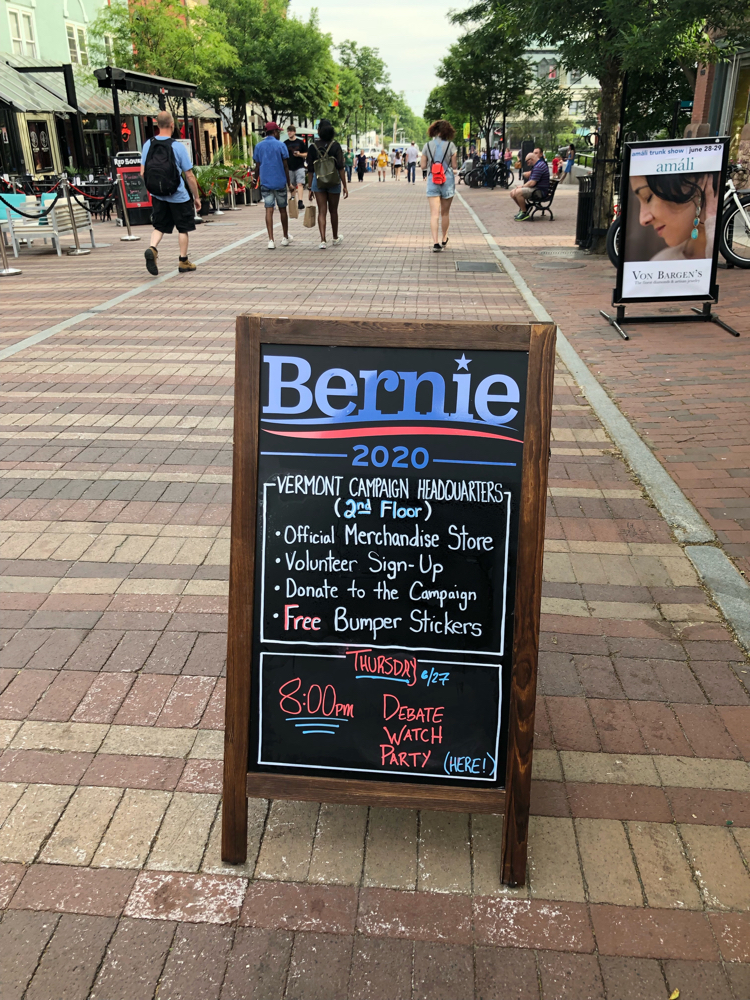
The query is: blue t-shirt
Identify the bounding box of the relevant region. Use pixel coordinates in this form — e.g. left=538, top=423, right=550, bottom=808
left=529, top=158, right=550, bottom=196
left=141, top=137, right=193, bottom=203
left=254, top=136, right=289, bottom=190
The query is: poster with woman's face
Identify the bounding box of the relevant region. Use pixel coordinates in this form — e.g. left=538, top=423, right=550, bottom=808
left=620, top=140, right=725, bottom=300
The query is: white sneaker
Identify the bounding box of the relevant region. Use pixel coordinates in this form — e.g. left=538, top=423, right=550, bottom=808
left=281, top=235, right=293, bottom=246
left=319, top=241, right=327, bottom=249
left=332, top=236, right=343, bottom=246
left=267, top=240, right=275, bottom=249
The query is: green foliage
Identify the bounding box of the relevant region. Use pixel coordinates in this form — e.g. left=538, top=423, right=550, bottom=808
left=210, top=0, right=335, bottom=138
left=436, top=19, right=531, bottom=151
left=88, top=0, right=237, bottom=106
left=623, top=66, right=694, bottom=139
left=522, top=77, right=574, bottom=151
left=338, top=41, right=393, bottom=120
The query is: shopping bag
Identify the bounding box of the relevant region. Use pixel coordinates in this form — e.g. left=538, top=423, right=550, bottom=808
left=288, top=199, right=299, bottom=220
left=303, top=205, right=316, bottom=228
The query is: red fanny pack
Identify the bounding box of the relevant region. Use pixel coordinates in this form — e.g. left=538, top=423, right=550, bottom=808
left=430, top=142, right=449, bottom=184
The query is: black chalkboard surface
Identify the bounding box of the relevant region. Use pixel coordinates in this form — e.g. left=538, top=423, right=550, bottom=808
left=223, top=317, right=556, bottom=887
left=250, top=343, right=527, bottom=786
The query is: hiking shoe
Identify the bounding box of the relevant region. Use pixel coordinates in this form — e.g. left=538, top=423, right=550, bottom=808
left=281, top=235, right=293, bottom=246
left=144, top=247, right=159, bottom=275
left=298, top=199, right=304, bottom=209
left=332, top=236, right=343, bottom=246
left=178, top=258, right=196, bottom=272
left=267, top=240, right=276, bottom=249
left=319, top=241, right=327, bottom=249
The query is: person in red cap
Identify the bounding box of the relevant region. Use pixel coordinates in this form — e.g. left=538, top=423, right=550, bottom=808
left=253, top=122, right=295, bottom=249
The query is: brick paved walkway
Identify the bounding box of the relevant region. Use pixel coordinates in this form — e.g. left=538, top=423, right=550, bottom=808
left=461, top=183, right=750, bottom=580
left=1, top=177, right=749, bottom=1000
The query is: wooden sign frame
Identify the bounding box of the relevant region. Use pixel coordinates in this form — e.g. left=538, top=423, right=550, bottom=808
left=222, top=316, right=556, bottom=886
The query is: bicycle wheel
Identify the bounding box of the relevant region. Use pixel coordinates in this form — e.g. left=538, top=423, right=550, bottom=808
left=720, top=196, right=750, bottom=268
left=606, top=218, right=621, bottom=268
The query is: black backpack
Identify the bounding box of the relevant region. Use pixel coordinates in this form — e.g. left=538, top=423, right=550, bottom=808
left=143, top=137, right=182, bottom=197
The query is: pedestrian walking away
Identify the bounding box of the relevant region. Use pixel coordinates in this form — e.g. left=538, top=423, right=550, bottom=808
left=254, top=121, right=295, bottom=249
left=307, top=118, right=348, bottom=249
left=421, top=119, right=457, bottom=252
left=344, top=147, right=354, bottom=182
left=141, top=110, right=201, bottom=275
left=356, top=151, right=367, bottom=183
left=284, top=125, right=309, bottom=209
left=510, top=148, right=550, bottom=220
left=406, top=141, right=420, bottom=182
left=377, top=149, right=388, bottom=181
left=394, top=149, right=403, bottom=181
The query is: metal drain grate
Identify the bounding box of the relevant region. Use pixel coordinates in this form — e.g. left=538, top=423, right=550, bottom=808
left=455, top=260, right=501, bottom=272
left=534, top=260, right=587, bottom=270
left=538, top=248, right=588, bottom=259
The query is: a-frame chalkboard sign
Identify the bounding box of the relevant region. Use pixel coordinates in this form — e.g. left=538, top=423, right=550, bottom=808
left=222, top=317, right=556, bottom=886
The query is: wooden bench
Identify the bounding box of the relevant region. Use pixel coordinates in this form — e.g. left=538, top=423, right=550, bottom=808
left=526, top=178, right=559, bottom=221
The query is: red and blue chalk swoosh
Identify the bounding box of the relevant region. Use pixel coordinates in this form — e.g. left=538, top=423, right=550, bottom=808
left=263, top=426, right=523, bottom=444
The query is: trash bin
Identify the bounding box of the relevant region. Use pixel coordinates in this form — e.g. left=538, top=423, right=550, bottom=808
left=575, top=175, right=595, bottom=247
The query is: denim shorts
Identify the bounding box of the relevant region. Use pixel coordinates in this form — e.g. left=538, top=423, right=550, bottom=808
left=426, top=169, right=455, bottom=199
left=261, top=187, right=288, bottom=208
left=311, top=176, right=341, bottom=195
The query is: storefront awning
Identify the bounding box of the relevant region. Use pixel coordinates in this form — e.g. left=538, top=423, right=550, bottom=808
left=0, top=55, right=75, bottom=113
left=94, top=67, right=197, bottom=100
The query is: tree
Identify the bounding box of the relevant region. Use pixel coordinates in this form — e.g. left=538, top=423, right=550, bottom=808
left=209, top=0, right=335, bottom=142
left=527, top=77, right=573, bottom=152
left=338, top=41, right=394, bottom=133
left=437, top=20, right=531, bottom=155
left=454, top=0, right=750, bottom=252
left=88, top=0, right=237, bottom=115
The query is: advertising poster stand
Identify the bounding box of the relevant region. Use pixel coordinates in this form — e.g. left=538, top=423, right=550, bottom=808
left=601, top=137, right=739, bottom=340
left=222, top=316, right=556, bottom=887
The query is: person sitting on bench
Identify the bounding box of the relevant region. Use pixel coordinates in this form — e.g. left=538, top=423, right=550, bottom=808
left=511, top=149, right=550, bottom=221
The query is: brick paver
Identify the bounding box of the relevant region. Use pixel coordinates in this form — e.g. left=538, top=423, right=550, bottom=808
left=1, top=175, right=748, bottom=998
left=461, top=182, right=750, bottom=579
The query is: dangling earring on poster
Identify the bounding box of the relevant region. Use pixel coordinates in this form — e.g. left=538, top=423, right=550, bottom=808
left=691, top=192, right=704, bottom=240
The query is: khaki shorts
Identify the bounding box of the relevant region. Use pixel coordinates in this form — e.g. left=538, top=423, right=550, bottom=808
left=520, top=186, right=536, bottom=200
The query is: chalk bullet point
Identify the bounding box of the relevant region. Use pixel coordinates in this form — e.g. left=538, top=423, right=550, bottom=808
left=276, top=557, right=280, bottom=563
left=275, top=585, right=280, bottom=591
left=276, top=531, right=280, bottom=536
left=273, top=613, right=279, bottom=618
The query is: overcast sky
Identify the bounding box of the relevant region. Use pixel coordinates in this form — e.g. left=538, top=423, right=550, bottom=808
left=289, top=0, right=465, bottom=118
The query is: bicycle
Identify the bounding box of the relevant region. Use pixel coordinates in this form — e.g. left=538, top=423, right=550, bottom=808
left=605, top=166, right=750, bottom=269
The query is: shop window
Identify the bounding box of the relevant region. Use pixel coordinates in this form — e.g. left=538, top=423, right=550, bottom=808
left=536, top=59, right=557, bottom=80
left=66, top=23, right=89, bottom=66
left=8, top=7, right=37, bottom=57
left=27, top=120, right=54, bottom=173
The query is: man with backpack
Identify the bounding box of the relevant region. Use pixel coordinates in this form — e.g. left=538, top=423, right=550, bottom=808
left=140, top=110, right=201, bottom=275
left=253, top=122, right=295, bottom=250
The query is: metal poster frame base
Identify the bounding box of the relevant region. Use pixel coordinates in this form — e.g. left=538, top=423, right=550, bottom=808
left=601, top=297, right=740, bottom=341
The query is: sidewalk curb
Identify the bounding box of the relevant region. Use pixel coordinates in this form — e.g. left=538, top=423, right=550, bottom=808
left=457, top=191, right=750, bottom=654
left=685, top=546, right=750, bottom=654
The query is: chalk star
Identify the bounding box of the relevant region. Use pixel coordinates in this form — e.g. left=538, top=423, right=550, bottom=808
left=455, top=353, right=471, bottom=371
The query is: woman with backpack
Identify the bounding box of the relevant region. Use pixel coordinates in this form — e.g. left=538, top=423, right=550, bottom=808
left=306, top=119, right=348, bottom=249
left=421, top=120, right=458, bottom=252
